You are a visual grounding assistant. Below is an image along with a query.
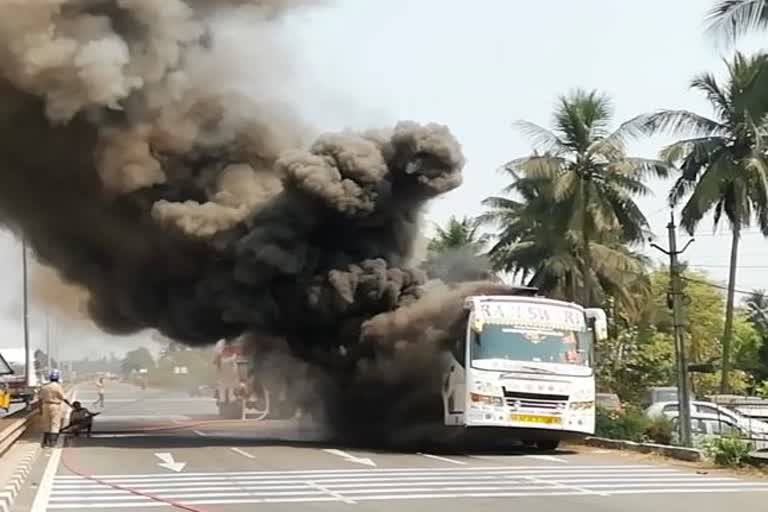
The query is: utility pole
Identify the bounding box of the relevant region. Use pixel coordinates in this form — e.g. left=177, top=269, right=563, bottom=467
left=651, top=212, right=694, bottom=447
left=21, top=236, right=34, bottom=387
left=45, top=312, right=51, bottom=372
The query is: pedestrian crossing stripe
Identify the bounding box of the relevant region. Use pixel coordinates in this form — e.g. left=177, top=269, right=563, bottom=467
left=46, top=465, right=768, bottom=508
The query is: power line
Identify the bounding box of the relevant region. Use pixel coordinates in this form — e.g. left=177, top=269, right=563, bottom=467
left=685, top=229, right=766, bottom=237
left=679, top=275, right=755, bottom=297
left=687, top=264, right=768, bottom=269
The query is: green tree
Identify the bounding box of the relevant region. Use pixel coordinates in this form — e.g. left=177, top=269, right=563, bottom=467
left=648, top=270, right=725, bottom=368
left=423, top=216, right=495, bottom=283
left=427, top=216, right=489, bottom=254
left=121, top=347, right=156, bottom=375
left=742, top=289, right=768, bottom=381
left=733, top=312, right=762, bottom=374
left=595, top=325, right=674, bottom=403
left=493, top=89, right=668, bottom=306
left=627, top=52, right=768, bottom=393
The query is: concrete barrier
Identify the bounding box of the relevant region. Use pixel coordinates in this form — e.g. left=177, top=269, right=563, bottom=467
left=584, top=436, right=704, bottom=462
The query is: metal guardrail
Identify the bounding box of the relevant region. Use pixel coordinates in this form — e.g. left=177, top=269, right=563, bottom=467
left=0, top=400, right=39, bottom=457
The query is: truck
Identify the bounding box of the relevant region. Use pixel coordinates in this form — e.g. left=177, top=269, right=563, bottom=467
left=213, top=338, right=298, bottom=420
left=441, top=293, right=608, bottom=450
left=0, top=352, right=12, bottom=411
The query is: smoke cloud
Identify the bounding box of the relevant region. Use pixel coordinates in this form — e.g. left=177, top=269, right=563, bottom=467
left=0, top=0, right=508, bottom=442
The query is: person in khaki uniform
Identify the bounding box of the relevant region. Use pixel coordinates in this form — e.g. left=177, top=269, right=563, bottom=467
left=39, top=369, right=70, bottom=447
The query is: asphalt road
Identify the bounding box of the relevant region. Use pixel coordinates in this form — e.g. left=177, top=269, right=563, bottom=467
left=8, top=381, right=768, bottom=511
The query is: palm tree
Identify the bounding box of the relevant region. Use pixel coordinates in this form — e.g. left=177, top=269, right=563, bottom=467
left=626, top=52, right=768, bottom=393
left=423, top=216, right=494, bottom=283
left=707, top=0, right=768, bottom=41
left=426, top=216, right=489, bottom=255
left=492, top=89, right=668, bottom=306
left=480, top=165, right=651, bottom=320
left=745, top=289, right=768, bottom=332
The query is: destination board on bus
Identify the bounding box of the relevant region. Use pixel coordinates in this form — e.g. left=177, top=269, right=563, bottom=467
left=476, top=300, right=586, bottom=331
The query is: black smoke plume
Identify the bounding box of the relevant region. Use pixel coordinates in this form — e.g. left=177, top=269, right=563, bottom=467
left=0, top=0, right=515, bottom=442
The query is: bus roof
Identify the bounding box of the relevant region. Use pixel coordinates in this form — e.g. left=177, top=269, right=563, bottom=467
left=468, top=294, right=584, bottom=310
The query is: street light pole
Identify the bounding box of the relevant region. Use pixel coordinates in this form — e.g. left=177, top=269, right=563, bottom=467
left=651, top=212, right=694, bottom=447
left=21, top=236, right=33, bottom=387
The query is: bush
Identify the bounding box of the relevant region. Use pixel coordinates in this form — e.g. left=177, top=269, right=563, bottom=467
left=596, top=407, right=675, bottom=444
left=644, top=414, right=674, bottom=445
left=596, top=407, right=650, bottom=442
left=700, top=436, right=753, bottom=467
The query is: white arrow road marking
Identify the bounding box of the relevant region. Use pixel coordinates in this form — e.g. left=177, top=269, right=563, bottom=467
left=230, top=448, right=255, bottom=459
left=322, top=449, right=376, bottom=467
left=154, top=453, right=186, bottom=472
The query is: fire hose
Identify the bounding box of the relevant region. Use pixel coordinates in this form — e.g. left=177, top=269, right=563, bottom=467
left=55, top=383, right=274, bottom=511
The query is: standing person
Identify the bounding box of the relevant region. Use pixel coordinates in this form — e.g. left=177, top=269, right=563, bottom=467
left=94, top=377, right=105, bottom=409
left=39, top=369, right=70, bottom=448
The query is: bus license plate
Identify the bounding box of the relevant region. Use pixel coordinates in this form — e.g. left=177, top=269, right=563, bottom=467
left=510, top=414, right=562, bottom=425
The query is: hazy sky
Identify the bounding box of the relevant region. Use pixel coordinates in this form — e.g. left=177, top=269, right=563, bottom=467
left=2, top=0, right=767, bottom=361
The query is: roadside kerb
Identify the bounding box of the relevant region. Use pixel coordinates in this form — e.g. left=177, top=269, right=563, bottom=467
left=0, top=444, right=38, bottom=512
left=584, top=436, right=704, bottom=462
left=0, top=405, right=38, bottom=457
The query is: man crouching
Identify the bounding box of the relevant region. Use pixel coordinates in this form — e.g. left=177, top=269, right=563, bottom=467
left=62, top=401, right=99, bottom=437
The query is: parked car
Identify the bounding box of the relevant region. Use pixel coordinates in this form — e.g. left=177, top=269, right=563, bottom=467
left=646, top=400, right=768, bottom=439
left=665, top=410, right=768, bottom=451
left=706, top=394, right=768, bottom=422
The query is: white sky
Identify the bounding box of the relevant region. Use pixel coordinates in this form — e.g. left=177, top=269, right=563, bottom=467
left=2, top=0, right=767, bottom=361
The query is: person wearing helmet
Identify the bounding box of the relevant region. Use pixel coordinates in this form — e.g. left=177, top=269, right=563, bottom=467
left=39, top=370, right=71, bottom=447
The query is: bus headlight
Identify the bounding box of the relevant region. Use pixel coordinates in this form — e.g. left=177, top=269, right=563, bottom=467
left=470, top=393, right=504, bottom=407
left=569, top=400, right=594, bottom=410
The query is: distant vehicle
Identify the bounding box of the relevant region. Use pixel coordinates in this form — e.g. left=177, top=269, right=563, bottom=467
left=213, top=339, right=293, bottom=420
left=0, top=374, right=37, bottom=407
left=646, top=400, right=768, bottom=438
left=641, top=386, right=679, bottom=408
left=0, top=352, right=12, bottom=411
left=596, top=393, right=623, bottom=413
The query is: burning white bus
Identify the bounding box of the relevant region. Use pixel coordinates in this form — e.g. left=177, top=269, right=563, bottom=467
left=441, top=294, right=607, bottom=450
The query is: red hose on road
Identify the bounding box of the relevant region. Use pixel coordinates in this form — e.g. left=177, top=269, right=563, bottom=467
left=60, top=438, right=212, bottom=512
left=57, top=387, right=215, bottom=512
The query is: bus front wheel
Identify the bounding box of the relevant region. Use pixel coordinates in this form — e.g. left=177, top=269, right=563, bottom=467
left=535, top=440, right=560, bottom=451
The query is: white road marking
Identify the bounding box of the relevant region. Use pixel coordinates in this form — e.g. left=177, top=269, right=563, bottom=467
left=417, top=453, right=467, bottom=465
left=50, top=473, right=692, bottom=490
left=44, top=488, right=768, bottom=508
left=322, top=449, right=376, bottom=467
left=192, top=430, right=206, bottom=437
left=524, top=455, right=568, bottom=463
left=154, top=453, right=185, bottom=473
left=44, top=463, right=768, bottom=509
left=30, top=446, right=62, bottom=512
left=51, top=469, right=684, bottom=486
left=307, top=480, right=356, bottom=505
left=230, top=447, right=255, bottom=459
left=89, top=434, right=154, bottom=439
left=51, top=464, right=657, bottom=479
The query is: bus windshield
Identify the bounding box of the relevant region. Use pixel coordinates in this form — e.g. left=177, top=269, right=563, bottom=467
left=470, top=323, right=592, bottom=368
